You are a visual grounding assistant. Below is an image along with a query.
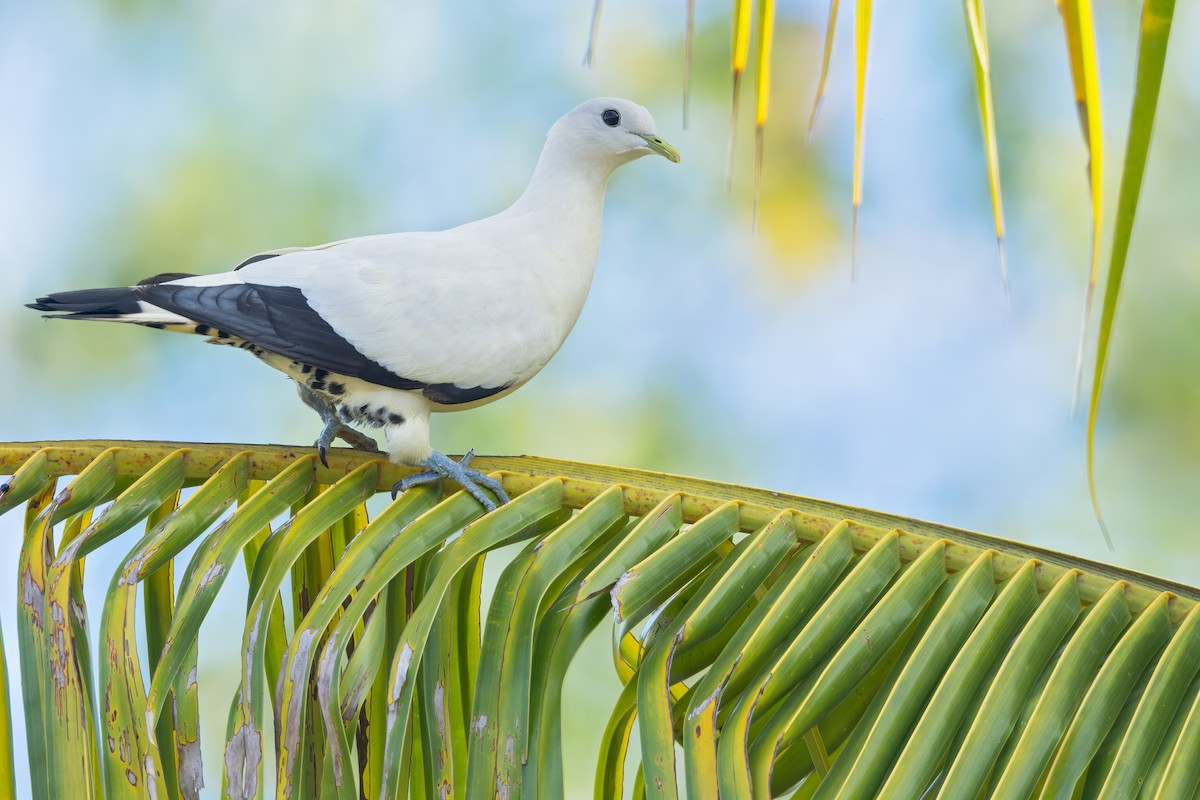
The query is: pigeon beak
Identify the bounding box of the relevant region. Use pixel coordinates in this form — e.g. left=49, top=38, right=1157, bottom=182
left=635, top=133, right=681, bottom=163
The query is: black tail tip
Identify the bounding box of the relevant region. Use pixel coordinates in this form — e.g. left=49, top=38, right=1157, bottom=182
left=21, top=286, right=141, bottom=316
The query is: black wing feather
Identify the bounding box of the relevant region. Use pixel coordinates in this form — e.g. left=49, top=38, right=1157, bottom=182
left=134, top=282, right=507, bottom=403
left=134, top=282, right=420, bottom=390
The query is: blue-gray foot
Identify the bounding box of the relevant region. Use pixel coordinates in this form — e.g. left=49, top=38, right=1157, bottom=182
left=297, top=382, right=380, bottom=467
left=314, top=416, right=380, bottom=467
left=390, top=449, right=509, bottom=512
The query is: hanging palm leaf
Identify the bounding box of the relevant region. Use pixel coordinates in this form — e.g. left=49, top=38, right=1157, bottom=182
left=596, top=0, right=1181, bottom=545
left=2, top=440, right=1197, bottom=798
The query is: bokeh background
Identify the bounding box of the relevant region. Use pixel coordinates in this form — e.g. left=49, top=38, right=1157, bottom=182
left=1, top=0, right=1197, bottom=796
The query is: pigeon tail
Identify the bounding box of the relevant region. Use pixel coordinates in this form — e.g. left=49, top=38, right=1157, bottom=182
left=27, top=286, right=143, bottom=317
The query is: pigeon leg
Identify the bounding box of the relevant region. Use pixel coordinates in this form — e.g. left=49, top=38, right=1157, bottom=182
left=295, top=382, right=379, bottom=467
left=390, top=449, right=509, bottom=512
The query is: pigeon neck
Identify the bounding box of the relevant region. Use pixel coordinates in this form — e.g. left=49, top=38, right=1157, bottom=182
left=495, top=141, right=620, bottom=339
left=511, top=144, right=616, bottom=215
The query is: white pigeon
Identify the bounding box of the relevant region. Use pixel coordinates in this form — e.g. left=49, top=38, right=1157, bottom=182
left=29, top=98, right=679, bottom=510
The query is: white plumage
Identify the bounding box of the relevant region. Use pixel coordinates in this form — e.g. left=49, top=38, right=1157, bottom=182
left=29, top=97, right=679, bottom=509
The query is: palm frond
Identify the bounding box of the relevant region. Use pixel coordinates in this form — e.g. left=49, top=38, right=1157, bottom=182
left=1, top=440, right=1197, bottom=798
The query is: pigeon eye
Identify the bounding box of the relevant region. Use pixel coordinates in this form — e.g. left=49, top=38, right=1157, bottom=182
left=601, top=109, right=621, bottom=127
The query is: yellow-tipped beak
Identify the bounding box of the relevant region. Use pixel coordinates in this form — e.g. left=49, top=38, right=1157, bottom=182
left=636, top=133, right=681, bottom=163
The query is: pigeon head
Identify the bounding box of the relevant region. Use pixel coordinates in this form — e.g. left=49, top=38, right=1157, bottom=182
left=547, top=98, right=680, bottom=168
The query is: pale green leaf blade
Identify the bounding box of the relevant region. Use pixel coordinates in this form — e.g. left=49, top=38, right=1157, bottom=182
left=19, top=452, right=120, bottom=800
left=38, top=452, right=184, bottom=799
left=154, top=456, right=318, bottom=722
left=1038, top=592, right=1174, bottom=796
left=231, top=461, right=377, bottom=798
left=878, top=560, right=1040, bottom=796
left=0, top=448, right=53, bottom=517
left=753, top=533, right=906, bottom=722
left=98, top=454, right=248, bottom=799
left=638, top=511, right=794, bottom=798
left=1140, top=666, right=1200, bottom=797
left=462, top=501, right=577, bottom=797
left=1092, top=603, right=1200, bottom=797
left=15, top=479, right=60, bottom=800
left=936, top=569, right=1083, bottom=795
left=375, top=481, right=560, bottom=798
left=989, top=579, right=1131, bottom=796
left=1086, top=0, right=1176, bottom=546
left=492, top=499, right=622, bottom=795
left=964, top=0, right=1011, bottom=306
left=806, top=566, right=969, bottom=799
left=575, top=492, right=683, bottom=603
left=527, top=495, right=629, bottom=797
left=717, top=532, right=903, bottom=798
left=0, top=624, right=16, bottom=800
left=612, top=501, right=740, bottom=630
left=449, top=556, right=483, bottom=790
left=1151, top=667, right=1200, bottom=797
left=817, top=550, right=996, bottom=798
left=683, top=524, right=853, bottom=800
left=305, top=485, right=447, bottom=800
left=755, top=541, right=951, bottom=796
left=310, top=487, right=462, bottom=799
left=596, top=680, right=639, bottom=800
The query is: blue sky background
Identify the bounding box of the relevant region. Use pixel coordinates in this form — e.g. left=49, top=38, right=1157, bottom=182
left=1, top=0, right=1198, bottom=795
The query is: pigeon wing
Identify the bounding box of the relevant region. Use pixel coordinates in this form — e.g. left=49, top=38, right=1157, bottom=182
left=135, top=279, right=429, bottom=392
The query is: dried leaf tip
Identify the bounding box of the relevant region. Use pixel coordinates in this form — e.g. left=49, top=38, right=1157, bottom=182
left=583, top=0, right=604, bottom=67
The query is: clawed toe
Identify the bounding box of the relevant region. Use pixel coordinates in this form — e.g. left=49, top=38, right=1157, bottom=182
left=390, top=470, right=438, bottom=500
left=315, top=423, right=378, bottom=468
left=469, top=472, right=509, bottom=504
left=389, top=449, right=508, bottom=511
left=315, top=429, right=336, bottom=469
left=300, top=382, right=378, bottom=468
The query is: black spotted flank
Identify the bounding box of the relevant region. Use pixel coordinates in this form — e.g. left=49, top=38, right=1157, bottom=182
left=338, top=404, right=403, bottom=429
